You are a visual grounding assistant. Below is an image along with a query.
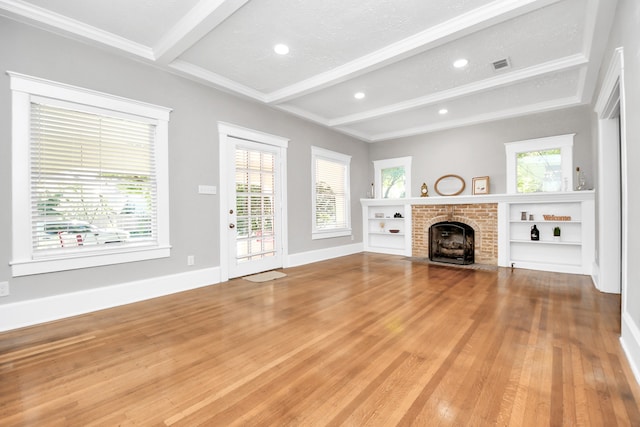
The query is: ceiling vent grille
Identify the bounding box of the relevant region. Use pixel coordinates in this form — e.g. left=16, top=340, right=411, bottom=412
left=492, top=57, right=511, bottom=71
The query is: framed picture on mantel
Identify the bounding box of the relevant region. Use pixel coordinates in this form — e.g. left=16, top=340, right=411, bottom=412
left=472, top=176, right=490, bottom=195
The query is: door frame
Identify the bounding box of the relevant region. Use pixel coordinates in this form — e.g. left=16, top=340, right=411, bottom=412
left=218, top=122, right=289, bottom=282
left=594, top=47, right=627, bottom=299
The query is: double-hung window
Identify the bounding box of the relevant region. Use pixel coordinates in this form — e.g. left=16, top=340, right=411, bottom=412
left=9, top=72, right=171, bottom=276
left=311, top=147, right=351, bottom=239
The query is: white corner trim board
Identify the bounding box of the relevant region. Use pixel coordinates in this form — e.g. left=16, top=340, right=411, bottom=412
left=0, top=267, right=220, bottom=332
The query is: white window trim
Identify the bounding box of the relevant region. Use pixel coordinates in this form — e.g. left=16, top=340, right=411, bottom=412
left=9, top=71, right=172, bottom=276
left=311, top=146, right=352, bottom=240
left=504, top=134, right=574, bottom=194
left=373, top=156, right=412, bottom=199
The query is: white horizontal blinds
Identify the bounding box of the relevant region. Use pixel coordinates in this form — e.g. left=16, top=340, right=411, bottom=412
left=30, top=101, right=157, bottom=253
left=235, top=148, right=276, bottom=263
left=315, top=156, right=347, bottom=230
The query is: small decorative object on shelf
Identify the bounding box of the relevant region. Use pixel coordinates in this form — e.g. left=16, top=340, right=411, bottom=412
left=472, top=176, right=490, bottom=195
left=543, top=214, right=571, bottom=221
left=521, top=211, right=527, bottom=221
left=374, top=212, right=384, bottom=219
left=389, top=229, right=400, bottom=233
left=379, top=222, right=385, bottom=232
left=393, top=212, right=403, bottom=218
left=576, top=167, right=586, bottom=190
left=420, top=182, right=429, bottom=197
left=553, top=226, right=561, bottom=241
left=529, top=214, right=534, bottom=221
left=530, top=224, right=540, bottom=241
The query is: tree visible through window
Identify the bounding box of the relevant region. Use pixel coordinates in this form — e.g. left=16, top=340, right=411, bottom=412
left=381, top=166, right=406, bottom=198
left=504, top=134, right=574, bottom=194
left=516, top=149, right=562, bottom=193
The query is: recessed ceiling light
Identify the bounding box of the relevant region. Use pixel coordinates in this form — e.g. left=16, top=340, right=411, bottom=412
left=439, top=108, right=448, bottom=115
left=354, top=92, right=366, bottom=100
left=274, top=44, right=289, bottom=55
left=453, top=58, right=469, bottom=68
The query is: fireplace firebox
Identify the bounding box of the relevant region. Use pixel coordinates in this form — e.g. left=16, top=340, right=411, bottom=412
left=429, top=221, right=474, bottom=265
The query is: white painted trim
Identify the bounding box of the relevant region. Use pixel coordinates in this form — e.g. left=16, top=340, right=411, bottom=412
left=154, top=0, right=249, bottom=63
left=218, top=122, right=289, bottom=281
left=287, top=243, right=364, bottom=268
left=266, top=0, right=563, bottom=103
left=7, top=71, right=172, bottom=118
left=594, top=47, right=627, bottom=299
left=169, top=60, right=267, bottom=102
left=367, top=96, right=581, bottom=142
left=621, top=312, right=640, bottom=386
left=0, top=267, right=221, bottom=332
left=0, top=0, right=154, bottom=60
left=331, top=55, right=588, bottom=127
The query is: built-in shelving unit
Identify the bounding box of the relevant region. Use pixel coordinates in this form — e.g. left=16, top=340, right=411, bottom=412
left=361, top=200, right=411, bottom=256
left=501, top=194, right=594, bottom=274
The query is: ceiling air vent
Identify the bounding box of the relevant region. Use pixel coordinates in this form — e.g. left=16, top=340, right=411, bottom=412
left=492, top=57, right=511, bottom=71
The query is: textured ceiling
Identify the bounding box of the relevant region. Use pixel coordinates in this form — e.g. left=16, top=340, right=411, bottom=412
left=0, top=0, right=617, bottom=142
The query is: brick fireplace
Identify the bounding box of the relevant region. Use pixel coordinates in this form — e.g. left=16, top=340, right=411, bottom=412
left=412, top=203, right=498, bottom=265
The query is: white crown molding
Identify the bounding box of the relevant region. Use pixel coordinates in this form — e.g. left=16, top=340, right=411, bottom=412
left=0, top=0, right=154, bottom=60
left=168, top=59, right=267, bottom=102
left=330, top=54, right=588, bottom=126
left=367, top=96, right=582, bottom=142
left=271, top=104, right=331, bottom=126
left=579, top=0, right=619, bottom=104
left=154, top=0, right=249, bottom=64
left=265, top=0, right=564, bottom=104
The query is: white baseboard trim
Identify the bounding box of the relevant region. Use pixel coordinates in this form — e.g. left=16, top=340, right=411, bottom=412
left=287, top=243, right=364, bottom=268
left=0, top=267, right=220, bottom=332
left=620, top=311, right=640, bottom=386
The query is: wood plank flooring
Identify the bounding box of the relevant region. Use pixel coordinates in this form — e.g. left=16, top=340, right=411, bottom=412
left=1, top=253, right=639, bottom=426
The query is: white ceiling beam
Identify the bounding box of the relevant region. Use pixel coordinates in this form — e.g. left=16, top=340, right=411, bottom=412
left=329, top=54, right=588, bottom=127
left=264, top=0, right=564, bottom=104
left=0, top=0, right=154, bottom=60
left=368, top=96, right=583, bottom=142
left=168, top=59, right=267, bottom=102
left=154, top=0, right=250, bottom=64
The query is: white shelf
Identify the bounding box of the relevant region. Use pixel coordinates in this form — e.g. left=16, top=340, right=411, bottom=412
left=504, top=199, right=594, bottom=274
left=362, top=202, right=411, bottom=256
left=509, top=220, right=581, bottom=224
left=510, top=239, right=581, bottom=246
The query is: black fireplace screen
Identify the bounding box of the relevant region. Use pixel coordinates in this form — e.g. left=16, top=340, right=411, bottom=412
left=429, top=222, right=474, bottom=265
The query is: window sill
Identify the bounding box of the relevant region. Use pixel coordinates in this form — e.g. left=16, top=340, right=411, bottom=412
left=11, top=245, right=171, bottom=277
left=312, top=229, right=352, bottom=240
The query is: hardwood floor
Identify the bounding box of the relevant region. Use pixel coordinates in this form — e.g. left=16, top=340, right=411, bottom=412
left=1, top=253, right=639, bottom=426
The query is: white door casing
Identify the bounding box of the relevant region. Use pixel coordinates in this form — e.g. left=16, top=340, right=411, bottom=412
left=218, top=122, right=288, bottom=281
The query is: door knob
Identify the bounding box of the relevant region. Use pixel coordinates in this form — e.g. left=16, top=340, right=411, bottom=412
left=229, top=223, right=235, bottom=229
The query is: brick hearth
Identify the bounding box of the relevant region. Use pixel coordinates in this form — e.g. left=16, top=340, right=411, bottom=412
left=412, top=203, right=498, bottom=265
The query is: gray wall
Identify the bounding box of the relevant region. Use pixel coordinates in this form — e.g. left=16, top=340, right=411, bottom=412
left=0, top=17, right=368, bottom=304
left=598, top=0, right=640, bottom=341
left=368, top=106, right=594, bottom=196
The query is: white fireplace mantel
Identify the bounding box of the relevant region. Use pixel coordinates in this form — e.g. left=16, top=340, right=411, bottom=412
left=361, top=190, right=594, bottom=206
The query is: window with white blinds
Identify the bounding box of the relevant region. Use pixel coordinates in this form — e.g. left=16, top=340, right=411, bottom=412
left=30, top=102, right=157, bottom=253
left=311, top=146, right=351, bottom=239
left=10, top=72, right=171, bottom=276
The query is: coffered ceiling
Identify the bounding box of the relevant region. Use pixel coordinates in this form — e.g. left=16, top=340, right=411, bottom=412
left=0, top=0, right=617, bottom=142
